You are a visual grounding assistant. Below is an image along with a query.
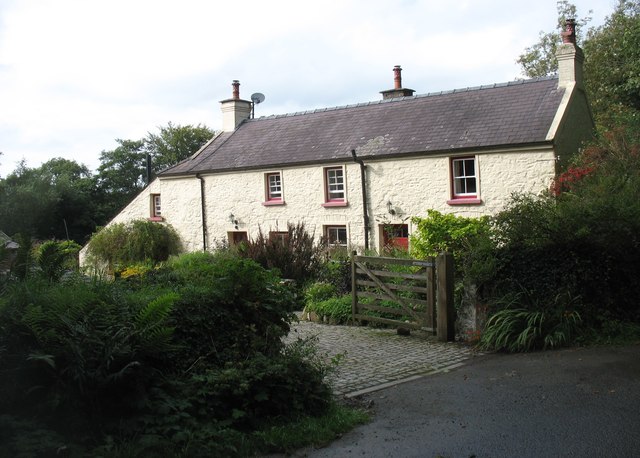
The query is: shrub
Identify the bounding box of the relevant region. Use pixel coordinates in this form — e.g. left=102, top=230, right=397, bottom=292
left=305, top=282, right=337, bottom=305
left=237, top=222, right=324, bottom=287
left=481, top=124, right=640, bottom=324
left=0, top=277, right=177, bottom=423
left=409, top=209, right=494, bottom=305
left=410, top=210, right=491, bottom=266
left=0, top=251, right=337, bottom=456
left=87, top=219, right=182, bottom=271
left=479, top=308, right=582, bottom=352
left=483, top=188, right=640, bottom=322
left=318, top=251, right=352, bottom=295
left=147, top=251, right=297, bottom=369
left=306, top=295, right=353, bottom=324
left=35, top=240, right=81, bottom=281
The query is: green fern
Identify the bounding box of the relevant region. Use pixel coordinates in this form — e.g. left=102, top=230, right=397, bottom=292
left=134, top=293, right=178, bottom=355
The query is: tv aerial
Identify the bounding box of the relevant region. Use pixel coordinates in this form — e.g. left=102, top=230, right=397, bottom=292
left=251, top=92, right=265, bottom=118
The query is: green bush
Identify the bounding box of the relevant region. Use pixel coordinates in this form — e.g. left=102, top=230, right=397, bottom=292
left=306, top=295, right=353, bottom=324
left=305, top=282, right=337, bottom=305
left=87, top=219, right=182, bottom=271
left=149, top=251, right=296, bottom=369
left=35, top=239, right=81, bottom=281
left=480, top=124, right=640, bottom=324
left=479, top=307, right=582, bottom=352
left=410, top=209, right=491, bottom=266
left=318, top=252, right=352, bottom=295
left=0, top=277, right=176, bottom=423
left=0, top=251, right=337, bottom=456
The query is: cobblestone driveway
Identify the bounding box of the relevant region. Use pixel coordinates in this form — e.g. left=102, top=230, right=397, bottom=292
left=286, top=319, right=478, bottom=397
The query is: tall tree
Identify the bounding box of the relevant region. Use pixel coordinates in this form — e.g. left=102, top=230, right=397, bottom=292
left=94, top=139, right=147, bottom=224
left=583, top=0, right=640, bottom=124
left=0, top=158, right=96, bottom=243
left=518, top=1, right=640, bottom=132
left=144, top=122, right=214, bottom=173
left=517, top=1, right=592, bottom=78
left=94, top=123, right=215, bottom=224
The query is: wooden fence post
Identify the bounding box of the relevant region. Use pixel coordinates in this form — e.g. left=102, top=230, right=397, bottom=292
left=436, top=252, right=455, bottom=342
left=426, top=257, right=436, bottom=334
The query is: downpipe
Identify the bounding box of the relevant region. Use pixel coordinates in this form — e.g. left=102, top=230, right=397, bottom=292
left=351, top=149, right=370, bottom=251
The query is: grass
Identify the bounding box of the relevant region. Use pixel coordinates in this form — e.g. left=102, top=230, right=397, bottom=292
left=1, top=403, right=370, bottom=458
left=251, top=402, right=370, bottom=455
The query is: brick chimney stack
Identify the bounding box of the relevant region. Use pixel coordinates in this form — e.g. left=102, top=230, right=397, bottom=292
left=380, top=65, right=415, bottom=100
left=556, top=19, right=584, bottom=88
left=220, top=80, right=252, bottom=132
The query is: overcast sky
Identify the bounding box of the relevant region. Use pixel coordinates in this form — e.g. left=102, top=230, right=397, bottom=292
left=0, top=0, right=612, bottom=177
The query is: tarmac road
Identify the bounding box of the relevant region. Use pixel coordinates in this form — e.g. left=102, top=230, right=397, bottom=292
left=303, top=344, right=640, bottom=458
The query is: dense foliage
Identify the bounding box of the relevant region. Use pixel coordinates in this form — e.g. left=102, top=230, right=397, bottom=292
left=0, top=159, right=98, bottom=243
left=518, top=0, right=640, bottom=131
left=583, top=1, right=640, bottom=123
left=86, top=219, right=183, bottom=272
left=517, top=0, right=592, bottom=77
left=0, top=251, right=335, bottom=456
left=410, top=210, right=491, bottom=271
left=237, top=222, right=325, bottom=288
left=304, top=282, right=353, bottom=324
left=473, top=123, right=640, bottom=350
left=0, top=123, right=214, bottom=244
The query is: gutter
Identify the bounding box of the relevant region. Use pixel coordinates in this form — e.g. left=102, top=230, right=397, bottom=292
left=351, top=149, right=370, bottom=251
left=159, top=142, right=555, bottom=179
left=196, top=174, right=208, bottom=251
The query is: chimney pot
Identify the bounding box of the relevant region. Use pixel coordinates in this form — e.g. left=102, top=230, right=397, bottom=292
left=232, top=80, right=240, bottom=99
left=393, top=65, right=402, bottom=89
left=380, top=65, right=415, bottom=100
left=561, top=19, right=577, bottom=45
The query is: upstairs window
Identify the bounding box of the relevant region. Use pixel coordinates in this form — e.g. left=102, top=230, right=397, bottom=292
left=326, top=167, right=344, bottom=201
left=448, top=157, right=482, bottom=205
left=323, top=166, right=347, bottom=206
left=452, top=157, right=477, bottom=197
left=265, top=172, right=283, bottom=204
left=150, top=194, right=163, bottom=220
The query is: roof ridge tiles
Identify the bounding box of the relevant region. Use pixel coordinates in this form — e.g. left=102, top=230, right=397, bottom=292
left=253, top=76, right=558, bottom=122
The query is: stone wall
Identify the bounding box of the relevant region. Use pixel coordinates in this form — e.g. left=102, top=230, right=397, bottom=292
left=80, top=147, right=556, bottom=265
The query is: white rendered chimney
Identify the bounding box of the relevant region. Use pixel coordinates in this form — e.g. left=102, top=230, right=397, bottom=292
left=556, top=19, right=584, bottom=89
left=220, top=80, right=252, bottom=132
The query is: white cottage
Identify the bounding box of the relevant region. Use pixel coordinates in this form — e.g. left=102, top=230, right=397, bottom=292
left=83, top=21, right=593, bottom=259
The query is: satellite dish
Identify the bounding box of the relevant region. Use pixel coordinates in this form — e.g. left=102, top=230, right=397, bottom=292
left=250, top=93, right=266, bottom=119
left=251, top=93, right=265, bottom=104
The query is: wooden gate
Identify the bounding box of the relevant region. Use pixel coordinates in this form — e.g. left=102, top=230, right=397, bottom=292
left=351, top=252, right=455, bottom=341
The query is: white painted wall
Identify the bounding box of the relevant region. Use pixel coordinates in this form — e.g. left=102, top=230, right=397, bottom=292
left=80, top=147, right=555, bottom=266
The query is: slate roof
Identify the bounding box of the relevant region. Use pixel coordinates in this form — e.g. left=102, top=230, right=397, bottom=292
left=162, top=77, right=564, bottom=176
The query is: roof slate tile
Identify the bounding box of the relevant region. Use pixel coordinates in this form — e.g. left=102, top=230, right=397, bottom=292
left=162, top=77, right=563, bottom=176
